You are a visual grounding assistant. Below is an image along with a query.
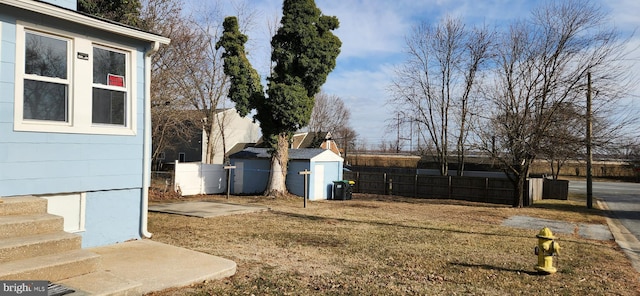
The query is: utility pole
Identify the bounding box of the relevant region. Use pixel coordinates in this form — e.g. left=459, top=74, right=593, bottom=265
left=586, top=72, right=593, bottom=209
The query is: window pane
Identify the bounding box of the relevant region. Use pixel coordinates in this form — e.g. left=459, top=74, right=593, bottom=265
left=93, top=47, right=126, bottom=86
left=25, top=32, right=67, bottom=79
left=92, top=88, right=126, bottom=125
left=23, top=80, right=68, bottom=121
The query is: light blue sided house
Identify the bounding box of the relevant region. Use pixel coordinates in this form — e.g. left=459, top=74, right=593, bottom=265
left=0, top=0, right=169, bottom=247
left=229, top=148, right=344, bottom=200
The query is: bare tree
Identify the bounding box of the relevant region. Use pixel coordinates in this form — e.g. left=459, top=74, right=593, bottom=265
left=477, top=0, right=633, bottom=207
left=181, top=6, right=230, bottom=164
left=143, top=0, right=258, bottom=164
left=538, top=101, right=633, bottom=180
left=538, top=102, right=584, bottom=179
left=307, top=92, right=349, bottom=133
left=390, top=16, right=492, bottom=176
left=140, top=0, right=202, bottom=166
left=305, top=91, right=356, bottom=156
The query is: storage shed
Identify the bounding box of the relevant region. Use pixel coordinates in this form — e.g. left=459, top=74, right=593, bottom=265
left=229, top=147, right=344, bottom=200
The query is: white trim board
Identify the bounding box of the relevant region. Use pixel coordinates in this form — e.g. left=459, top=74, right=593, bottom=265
left=1, top=0, right=169, bottom=45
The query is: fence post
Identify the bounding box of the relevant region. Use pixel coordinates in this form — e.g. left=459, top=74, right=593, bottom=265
left=414, top=173, right=418, bottom=198
left=485, top=178, right=489, bottom=203
left=383, top=173, right=387, bottom=195
left=448, top=175, right=452, bottom=200
left=173, top=159, right=179, bottom=194
left=299, top=169, right=311, bottom=208
left=224, top=165, right=236, bottom=199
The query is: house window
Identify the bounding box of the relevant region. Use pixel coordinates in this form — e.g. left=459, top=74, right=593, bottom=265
left=23, top=31, right=69, bottom=122
left=14, top=23, right=136, bottom=135
left=92, top=46, right=128, bottom=125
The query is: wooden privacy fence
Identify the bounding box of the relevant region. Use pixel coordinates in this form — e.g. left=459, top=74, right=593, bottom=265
left=542, top=179, right=569, bottom=200
left=343, top=171, right=540, bottom=205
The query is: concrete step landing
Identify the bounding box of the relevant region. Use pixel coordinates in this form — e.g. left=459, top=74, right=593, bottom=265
left=60, top=271, right=143, bottom=296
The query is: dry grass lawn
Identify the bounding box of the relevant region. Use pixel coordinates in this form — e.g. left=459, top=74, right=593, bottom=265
left=145, top=193, right=640, bottom=295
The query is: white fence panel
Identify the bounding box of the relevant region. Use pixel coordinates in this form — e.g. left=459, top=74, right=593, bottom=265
left=174, top=161, right=226, bottom=196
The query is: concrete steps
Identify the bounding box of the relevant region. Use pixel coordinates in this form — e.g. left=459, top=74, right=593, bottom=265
left=0, top=196, right=48, bottom=216
left=0, top=232, right=82, bottom=263
left=0, top=196, right=98, bottom=281
left=0, top=249, right=100, bottom=281
left=0, top=214, right=64, bottom=239
left=0, top=195, right=141, bottom=295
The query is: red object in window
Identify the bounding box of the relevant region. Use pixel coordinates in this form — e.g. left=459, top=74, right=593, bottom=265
left=107, top=74, right=124, bottom=87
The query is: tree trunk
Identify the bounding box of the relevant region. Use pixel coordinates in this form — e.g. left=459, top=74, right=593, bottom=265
left=205, top=118, right=216, bottom=164
left=265, top=133, right=289, bottom=197
left=514, top=174, right=525, bottom=208
left=511, top=160, right=531, bottom=208
left=554, top=160, right=561, bottom=180
left=216, top=111, right=228, bottom=164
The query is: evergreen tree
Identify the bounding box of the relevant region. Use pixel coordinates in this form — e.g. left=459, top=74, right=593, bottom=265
left=217, top=0, right=341, bottom=196
left=78, top=0, right=142, bottom=27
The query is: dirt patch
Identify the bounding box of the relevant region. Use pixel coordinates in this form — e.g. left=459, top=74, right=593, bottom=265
left=145, top=194, right=637, bottom=295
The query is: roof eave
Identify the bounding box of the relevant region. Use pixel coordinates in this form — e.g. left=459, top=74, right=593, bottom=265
left=1, top=0, right=170, bottom=45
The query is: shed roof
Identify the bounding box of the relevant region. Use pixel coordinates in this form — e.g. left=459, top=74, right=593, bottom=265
left=230, top=147, right=343, bottom=162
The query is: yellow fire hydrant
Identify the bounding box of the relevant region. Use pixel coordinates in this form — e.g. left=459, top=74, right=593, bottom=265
left=534, top=227, right=560, bottom=274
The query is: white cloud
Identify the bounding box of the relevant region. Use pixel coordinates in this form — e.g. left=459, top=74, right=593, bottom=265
left=322, top=64, right=398, bottom=146
left=317, top=1, right=411, bottom=60
left=602, top=0, right=640, bottom=30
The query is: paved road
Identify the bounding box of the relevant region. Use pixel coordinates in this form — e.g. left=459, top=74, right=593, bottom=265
left=569, top=180, right=640, bottom=242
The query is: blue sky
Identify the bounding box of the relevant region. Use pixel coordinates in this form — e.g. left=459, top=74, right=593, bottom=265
left=184, top=0, right=640, bottom=148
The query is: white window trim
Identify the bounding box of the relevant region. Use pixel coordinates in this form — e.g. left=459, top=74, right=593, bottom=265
left=13, top=22, right=137, bottom=135
left=91, top=44, right=132, bottom=128
left=20, top=30, right=72, bottom=124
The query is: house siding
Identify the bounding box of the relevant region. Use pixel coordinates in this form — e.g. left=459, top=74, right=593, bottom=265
left=0, top=16, right=16, bottom=135
left=82, top=188, right=142, bottom=248
left=210, top=109, right=261, bottom=164
left=0, top=5, right=151, bottom=247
